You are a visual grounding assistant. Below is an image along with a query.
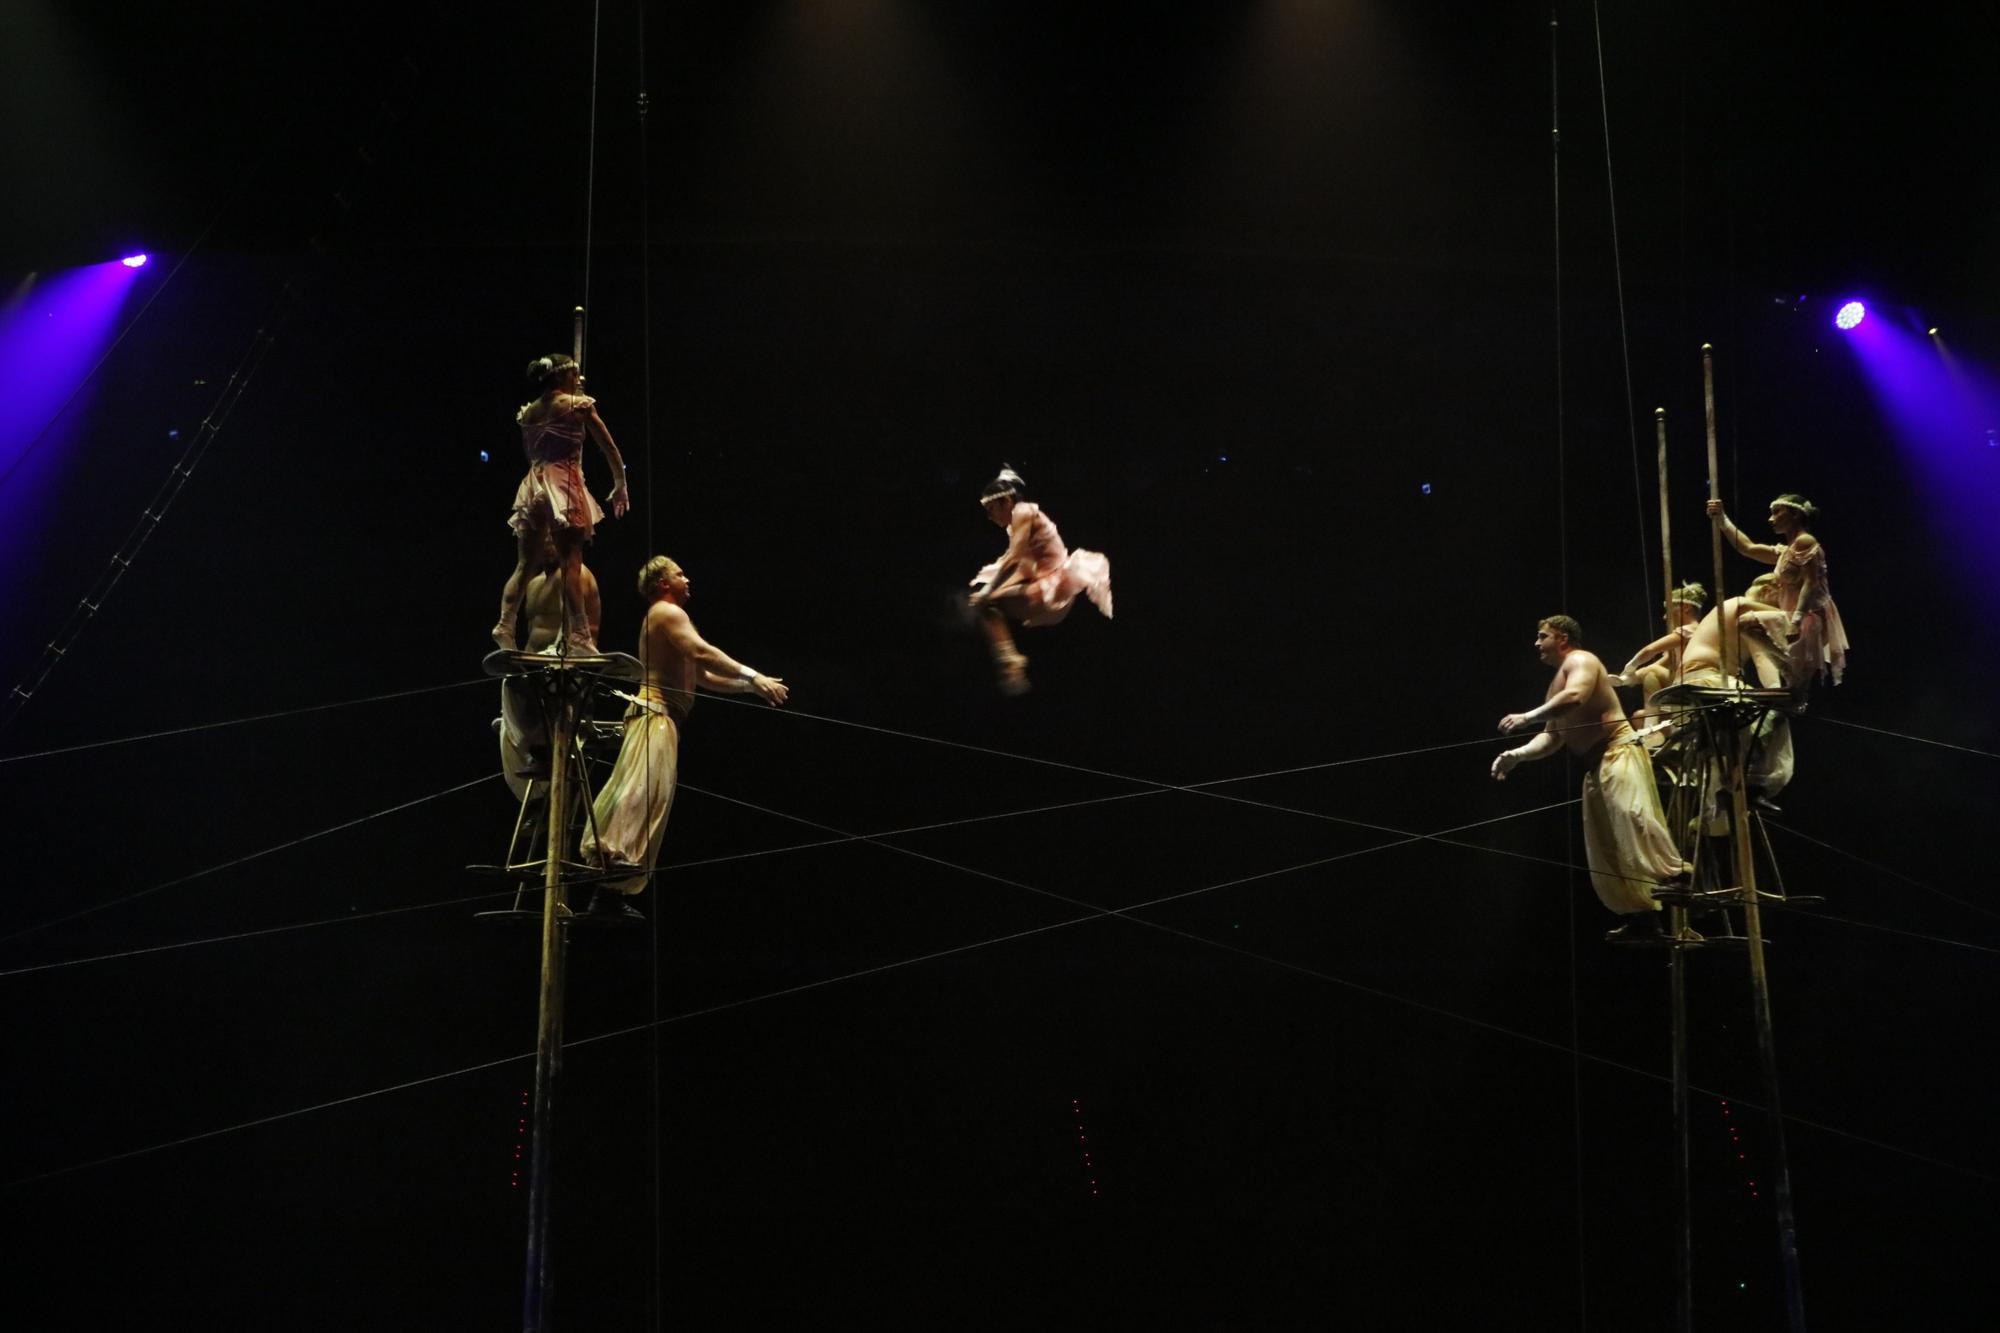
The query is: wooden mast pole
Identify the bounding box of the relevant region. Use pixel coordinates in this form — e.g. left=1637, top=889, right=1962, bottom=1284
left=1705, top=345, right=1807, bottom=1332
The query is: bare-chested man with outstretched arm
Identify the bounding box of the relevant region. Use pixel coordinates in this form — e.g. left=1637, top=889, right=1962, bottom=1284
left=1491, top=615, right=1686, bottom=944
left=578, top=556, right=788, bottom=919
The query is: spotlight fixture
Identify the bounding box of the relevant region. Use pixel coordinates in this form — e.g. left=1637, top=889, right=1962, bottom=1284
left=1833, top=301, right=1866, bottom=331
left=121, top=254, right=148, bottom=268
left=1928, top=327, right=1940, bottom=337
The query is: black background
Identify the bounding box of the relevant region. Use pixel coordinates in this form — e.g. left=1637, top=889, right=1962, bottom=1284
left=3, top=3, right=1997, bottom=1328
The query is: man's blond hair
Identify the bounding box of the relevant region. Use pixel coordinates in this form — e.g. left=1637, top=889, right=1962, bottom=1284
left=637, top=555, right=682, bottom=599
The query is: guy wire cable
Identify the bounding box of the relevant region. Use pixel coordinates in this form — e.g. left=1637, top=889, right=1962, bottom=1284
left=578, top=0, right=605, bottom=366
left=1589, top=0, right=1658, bottom=628
left=0, top=772, right=500, bottom=945
left=16, top=791, right=1996, bottom=1199
left=1549, top=12, right=1590, bottom=1320
left=0, top=702, right=1704, bottom=967
left=630, top=0, right=666, bottom=1320
left=32, top=784, right=2000, bottom=986
left=0, top=776, right=1581, bottom=983
left=0, top=676, right=491, bottom=767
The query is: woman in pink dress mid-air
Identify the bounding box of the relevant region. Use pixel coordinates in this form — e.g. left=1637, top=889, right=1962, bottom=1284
left=1706, top=492, right=1850, bottom=689
left=491, top=353, right=629, bottom=655
left=967, top=466, right=1113, bottom=695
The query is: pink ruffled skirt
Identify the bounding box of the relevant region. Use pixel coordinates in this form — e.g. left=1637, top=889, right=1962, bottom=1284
left=508, top=456, right=603, bottom=539
left=976, top=550, right=1115, bottom=628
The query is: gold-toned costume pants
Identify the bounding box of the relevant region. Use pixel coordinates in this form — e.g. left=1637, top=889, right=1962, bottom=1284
left=1580, top=728, right=1682, bottom=915
left=580, top=701, right=680, bottom=897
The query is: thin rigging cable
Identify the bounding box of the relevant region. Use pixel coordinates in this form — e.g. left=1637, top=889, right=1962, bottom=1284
left=0, top=773, right=500, bottom=946
left=22, top=685, right=1975, bottom=982
left=12, top=794, right=1994, bottom=1195
left=626, top=674, right=1649, bottom=798
left=0, top=891, right=514, bottom=981
left=0, top=788, right=1167, bottom=979
left=0, top=772, right=1528, bottom=980
left=1763, top=818, right=2000, bottom=925
left=0, top=701, right=1748, bottom=973
left=0, top=677, right=491, bottom=766
left=21, top=947, right=1986, bottom=1196
left=578, top=0, right=604, bottom=364
left=1818, top=715, right=2000, bottom=762
left=1550, top=15, right=1588, bottom=1315
left=3, top=1046, right=537, bottom=1192
left=1590, top=0, right=1658, bottom=630
left=1799, top=911, right=2000, bottom=959
left=632, top=4, right=663, bottom=1321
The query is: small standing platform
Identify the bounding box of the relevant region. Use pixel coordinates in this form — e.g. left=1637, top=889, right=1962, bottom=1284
left=471, top=648, right=645, bottom=925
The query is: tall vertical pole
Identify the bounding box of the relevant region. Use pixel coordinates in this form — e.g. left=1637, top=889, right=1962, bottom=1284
left=572, top=306, right=587, bottom=372
left=1656, top=407, right=1675, bottom=634
left=1701, top=347, right=1736, bottom=679
left=1658, top=404, right=1692, bottom=1333
left=522, top=675, right=577, bottom=1332
left=1705, top=347, right=1807, bottom=1331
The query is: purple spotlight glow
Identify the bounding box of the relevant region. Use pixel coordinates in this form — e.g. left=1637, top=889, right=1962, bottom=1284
left=1834, top=301, right=1866, bottom=331
left=120, top=253, right=149, bottom=268
left=1836, top=300, right=2000, bottom=627
left=0, top=258, right=149, bottom=632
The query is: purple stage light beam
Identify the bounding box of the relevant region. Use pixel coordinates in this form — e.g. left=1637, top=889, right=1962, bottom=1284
left=1835, top=300, right=2000, bottom=623
left=1834, top=300, right=1866, bottom=331
left=0, top=258, right=150, bottom=584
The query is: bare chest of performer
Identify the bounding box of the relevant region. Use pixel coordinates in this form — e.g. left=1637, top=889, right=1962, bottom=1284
left=1682, top=592, right=1786, bottom=687
left=1546, top=649, right=1627, bottom=757
left=640, top=603, right=700, bottom=703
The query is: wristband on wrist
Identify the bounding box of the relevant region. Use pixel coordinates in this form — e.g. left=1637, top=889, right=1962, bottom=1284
left=737, top=664, right=759, bottom=681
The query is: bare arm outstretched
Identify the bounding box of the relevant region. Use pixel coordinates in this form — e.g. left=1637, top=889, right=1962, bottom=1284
left=651, top=602, right=788, bottom=705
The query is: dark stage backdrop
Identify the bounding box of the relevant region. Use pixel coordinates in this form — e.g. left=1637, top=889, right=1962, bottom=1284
left=3, top=3, right=1996, bottom=1328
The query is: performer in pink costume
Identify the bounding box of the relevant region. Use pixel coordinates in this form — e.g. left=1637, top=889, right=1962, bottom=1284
left=1705, top=493, right=1849, bottom=688
left=967, top=466, right=1113, bottom=696
left=491, top=353, right=629, bottom=654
